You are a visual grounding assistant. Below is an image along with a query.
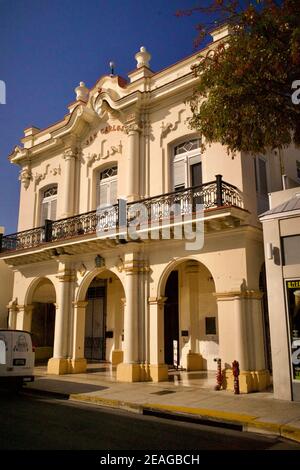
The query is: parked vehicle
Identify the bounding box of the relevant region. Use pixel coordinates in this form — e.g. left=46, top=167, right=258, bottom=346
left=0, top=329, right=35, bottom=389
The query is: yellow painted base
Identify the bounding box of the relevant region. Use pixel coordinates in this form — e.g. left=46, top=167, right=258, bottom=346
left=224, top=369, right=270, bottom=393
left=68, top=358, right=87, bottom=373
left=47, top=357, right=69, bottom=375
left=186, top=353, right=202, bottom=371
left=111, top=350, right=124, bottom=366
left=149, top=364, right=169, bottom=382
left=35, top=346, right=53, bottom=362
left=116, top=363, right=144, bottom=382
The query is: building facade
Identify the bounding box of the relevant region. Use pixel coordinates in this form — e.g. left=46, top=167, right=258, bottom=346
left=0, top=227, right=14, bottom=327
left=260, top=188, right=300, bottom=402
left=1, top=27, right=300, bottom=392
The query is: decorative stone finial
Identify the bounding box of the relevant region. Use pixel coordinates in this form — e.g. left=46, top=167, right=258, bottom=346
left=135, top=46, right=151, bottom=69
left=75, top=81, right=89, bottom=102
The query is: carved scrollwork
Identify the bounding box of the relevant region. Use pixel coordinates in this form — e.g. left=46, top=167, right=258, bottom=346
left=34, top=164, right=61, bottom=188
left=19, top=168, right=32, bottom=189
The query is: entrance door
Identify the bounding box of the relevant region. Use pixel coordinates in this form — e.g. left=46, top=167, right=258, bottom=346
left=164, top=271, right=179, bottom=366
left=85, top=281, right=107, bottom=361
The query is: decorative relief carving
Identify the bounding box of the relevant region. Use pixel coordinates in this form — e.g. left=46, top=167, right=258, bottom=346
left=86, top=141, right=122, bottom=167
left=63, top=148, right=78, bottom=159
left=125, top=122, right=142, bottom=134
left=160, top=109, right=185, bottom=141
left=19, top=168, right=32, bottom=190
left=34, top=164, right=61, bottom=188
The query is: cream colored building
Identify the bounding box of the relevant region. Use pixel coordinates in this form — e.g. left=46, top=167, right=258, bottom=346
left=0, top=227, right=14, bottom=327
left=1, top=28, right=300, bottom=392
left=260, top=188, right=300, bottom=401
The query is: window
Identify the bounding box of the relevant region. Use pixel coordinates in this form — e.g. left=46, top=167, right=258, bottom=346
left=98, top=165, right=118, bottom=207
left=282, top=236, right=300, bottom=265
left=297, top=161, right=300, bottom=180
left=205, top=317, right=217, bottom=335
left=41, top=185, right=57, bottom=225
left=172, top=139, right=202, bottom=190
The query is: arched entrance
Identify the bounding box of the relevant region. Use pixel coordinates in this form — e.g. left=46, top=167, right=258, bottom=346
left=81, top=269, right=125, bottom=365
left=28, top=278, right=56, bottom=364
left=162, top=260, right=218, bottom=371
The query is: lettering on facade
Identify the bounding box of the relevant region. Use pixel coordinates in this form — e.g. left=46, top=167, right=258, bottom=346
left=85, top=125, right=125, bottom=146
left=34, top=164, right=61, bottom=188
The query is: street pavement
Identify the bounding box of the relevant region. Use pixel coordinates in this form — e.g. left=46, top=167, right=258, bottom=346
left=20, top=364, right=300, bottom=445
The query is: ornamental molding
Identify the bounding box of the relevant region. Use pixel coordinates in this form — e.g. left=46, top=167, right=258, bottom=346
left=124, top=122, right=142, bottom=134
left=160, top=109, right=185, bottom=142
left=19, top=167, right=32, bottom=190
left=34, top=164, right=61, bottom=188
left=86, top=141, right=122, bottom=167
left=63, top=147, right=78, bottom=160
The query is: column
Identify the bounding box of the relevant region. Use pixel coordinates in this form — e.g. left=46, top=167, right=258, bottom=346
left=47, top=261, right=74, bottom=375
left=148, top=297, right=169, bottom=382
left=216, top=291, right=270, bottom=393
left=125, top=123, right=141, bottom=202
left=70, top=301, right=88, bottom=373
left=16, top=305, right=33, bottom=332
left=62, top=148, right=76, bottom=218
left=7, top=300, right=18, bottom=329
left=185, top=262, right=202, bottom=371
left=116, top=254, right=142, bottom=382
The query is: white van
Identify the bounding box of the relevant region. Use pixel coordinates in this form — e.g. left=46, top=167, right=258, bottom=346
left=0, top=329, right=35, bottom=388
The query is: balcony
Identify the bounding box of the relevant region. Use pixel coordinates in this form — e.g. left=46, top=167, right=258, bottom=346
left=0, top=175, right=246, bottom=256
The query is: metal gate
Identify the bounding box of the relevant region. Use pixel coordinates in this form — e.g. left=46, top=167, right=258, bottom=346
left=84, top=281, right=107, bottom=361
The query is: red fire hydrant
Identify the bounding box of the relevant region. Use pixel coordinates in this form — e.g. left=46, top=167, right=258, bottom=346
left=214, top=358, right=223, bottom=391
left=232, top=360, right=240, bottom=394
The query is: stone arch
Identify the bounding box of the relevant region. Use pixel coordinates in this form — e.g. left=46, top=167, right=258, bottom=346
left=25, top=276, right=57, bottom=306
left=25, top=277, right=57, bottom=364
left=158, top=257, right=218, bottom=371
left=75, top=267, right=125, bottom=365
left=76, top=267, right=125, bottom=303
left=157, top=256, right=216, bottom=299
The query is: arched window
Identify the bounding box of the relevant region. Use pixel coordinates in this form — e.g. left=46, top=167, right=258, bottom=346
left=41, top=185, right=57, bottom=224
left=97, top=165, right=118, bottom=207
left=172, top=138, right=202, bottom=191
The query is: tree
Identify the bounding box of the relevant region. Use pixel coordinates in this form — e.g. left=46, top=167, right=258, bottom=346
left=177, top=0, right=300, bottom=154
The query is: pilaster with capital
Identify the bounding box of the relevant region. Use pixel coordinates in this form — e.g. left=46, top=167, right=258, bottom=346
left=215, top=290, right=269, bottom=392
left=48, top=262, right=75, bottom=375
left=62, top=147, right=78, bottom=217
left=16, top=304, right=34, bottom=331
left=125, top=121, right=142, bottom=201
left=7, top=300, right=18, bottom=329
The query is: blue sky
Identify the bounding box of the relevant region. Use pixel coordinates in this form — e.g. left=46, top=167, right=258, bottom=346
left=0, top=0, right=206, bottom=233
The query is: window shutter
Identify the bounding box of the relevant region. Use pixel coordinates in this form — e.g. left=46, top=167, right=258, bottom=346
left=50, top=198, right=57, bottom=221
left=109, top=179, right=118, bottom=205
left=173, top=159, right=185, bottom=188
left=99, top=181, right=109, bottom=207
left=41, top=201, right=49, bottom=225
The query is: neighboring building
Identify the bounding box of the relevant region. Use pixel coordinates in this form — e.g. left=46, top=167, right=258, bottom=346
left=260, top=188, right=300, bottom=402
left=0, top=226, right=14, bottom=327
left=1, top=27, right=300, bottom=392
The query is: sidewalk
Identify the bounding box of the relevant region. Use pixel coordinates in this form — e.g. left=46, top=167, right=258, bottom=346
left=24, top=365, right=300, bottom=444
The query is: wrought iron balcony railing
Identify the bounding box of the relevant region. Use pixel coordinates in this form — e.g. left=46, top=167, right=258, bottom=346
left=0, top=175, right=243, bottom=254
